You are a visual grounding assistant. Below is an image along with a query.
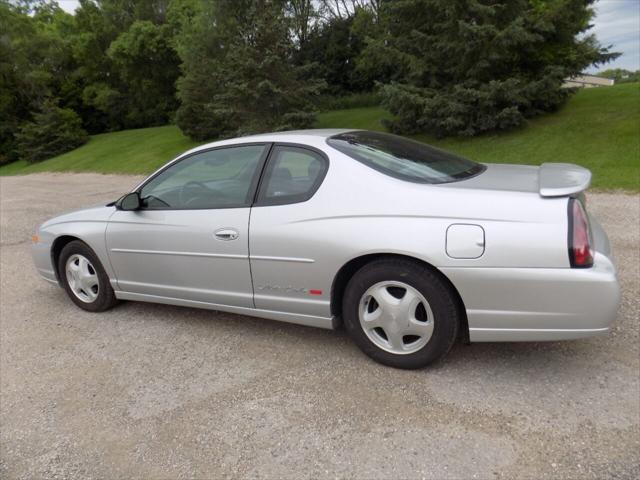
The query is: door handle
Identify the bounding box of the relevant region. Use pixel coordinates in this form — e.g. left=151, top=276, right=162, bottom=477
left=214, top=228, right=239, bottom=241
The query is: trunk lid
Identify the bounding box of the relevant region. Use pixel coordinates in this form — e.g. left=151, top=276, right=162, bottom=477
left=450, top=162, right=591, bottom=197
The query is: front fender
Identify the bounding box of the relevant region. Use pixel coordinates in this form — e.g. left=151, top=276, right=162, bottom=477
left=32, top=206, right=117, bottom=284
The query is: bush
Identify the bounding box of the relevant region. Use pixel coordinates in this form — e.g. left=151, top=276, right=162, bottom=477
left=380, top=78, right=569, bottom=137
left=16, top=101, right=88, bottom=164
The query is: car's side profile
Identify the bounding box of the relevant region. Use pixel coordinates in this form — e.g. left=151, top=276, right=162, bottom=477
left=32, top=129, right=620, bottom=369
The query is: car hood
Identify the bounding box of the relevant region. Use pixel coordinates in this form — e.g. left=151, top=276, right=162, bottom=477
left=40, top=204, right=116, bottom=229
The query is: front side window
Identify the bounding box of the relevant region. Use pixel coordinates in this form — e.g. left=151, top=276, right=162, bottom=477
left=327, top=131, right=485, bottom=184
left=256, top=146, right=328, bottom=205
left=139, top=144, right=267, bottom=209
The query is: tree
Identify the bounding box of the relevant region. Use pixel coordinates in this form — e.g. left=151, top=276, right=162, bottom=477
left=362, top=0, right=620, bottom=137
left=107, top=20, right=180, bottom=126
left=15, top=100, right=88, bottom=163
left=299, top=16, right=358, bottom=93
left=72, top=0, right=180, bottom=132
left=597, top=68, right=640, bottom=84
left=0, top=0, right=78, bottom=162
left=1, top=0, right=186, bottom=163
left=295, top=3, right=380, bottom=94
left=317, top=0, right=379, bottom=20
left=287, top=0, right=316, bottom=47
left=176, top=0, right=324, bottom=141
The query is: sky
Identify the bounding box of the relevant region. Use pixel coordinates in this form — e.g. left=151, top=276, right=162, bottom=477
left=57, top=0, right=639, bottom=73
left=588, top=0, right=640, bottom=72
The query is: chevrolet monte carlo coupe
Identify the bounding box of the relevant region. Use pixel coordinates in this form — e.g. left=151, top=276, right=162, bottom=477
left=32, top=130, right=620, bottom=369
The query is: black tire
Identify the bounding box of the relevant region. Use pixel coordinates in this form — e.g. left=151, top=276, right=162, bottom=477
left=342, top=258, right=460, bottom=369
left=58, top=240, right=118, bottom=312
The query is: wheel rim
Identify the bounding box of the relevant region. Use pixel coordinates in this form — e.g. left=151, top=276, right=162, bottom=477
left=65, top=254, right=100, bottom=303
left=358, top=281, right=434, bottom=355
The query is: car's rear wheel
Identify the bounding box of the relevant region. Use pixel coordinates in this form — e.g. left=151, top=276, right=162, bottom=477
left=342, top=258, right=460, bottom=369
left=58, top=240, right=118, bottom=312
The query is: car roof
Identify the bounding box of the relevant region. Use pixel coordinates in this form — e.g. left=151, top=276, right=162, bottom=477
left=179, top=129, right=358, bottom=158
left=246, top=128, right=356, bottom=139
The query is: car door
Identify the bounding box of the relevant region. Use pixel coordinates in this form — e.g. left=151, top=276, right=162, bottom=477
left=106, top=143, right=270, bottom=307
left=249, top=144, right=331, bottom=317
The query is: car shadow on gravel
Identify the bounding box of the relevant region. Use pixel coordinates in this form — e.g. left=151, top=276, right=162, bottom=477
left=103, top=297, right=602, bottom=376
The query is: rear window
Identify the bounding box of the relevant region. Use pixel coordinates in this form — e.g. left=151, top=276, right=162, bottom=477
left=327, top=131, right=485, bottom=184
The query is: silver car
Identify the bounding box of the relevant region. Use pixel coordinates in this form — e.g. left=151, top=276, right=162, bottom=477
left=32, top=130, right=620, bottom=369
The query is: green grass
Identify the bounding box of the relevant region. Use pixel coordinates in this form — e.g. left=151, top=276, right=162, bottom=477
left=2, top=83, right=638, bottom=190
left=0, top=125, right=199, bottom=176
left=316, top=83, right=640, bottom=191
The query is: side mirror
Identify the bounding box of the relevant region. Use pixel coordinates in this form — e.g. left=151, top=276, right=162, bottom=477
left=116, top=192, right=141, bottom=211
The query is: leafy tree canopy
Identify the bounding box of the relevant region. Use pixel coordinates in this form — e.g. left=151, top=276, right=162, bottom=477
left=597, top=68, right=640, bottom=84
left=0, top=0, right=623, bottom=164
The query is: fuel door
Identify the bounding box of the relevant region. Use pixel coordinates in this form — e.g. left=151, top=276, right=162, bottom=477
left=446, top=224, right=485, bottom=259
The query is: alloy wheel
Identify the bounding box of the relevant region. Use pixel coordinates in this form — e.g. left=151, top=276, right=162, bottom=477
left=65, top=254, right=100, bottom=303
left=358, top=281, right=434, bottom=354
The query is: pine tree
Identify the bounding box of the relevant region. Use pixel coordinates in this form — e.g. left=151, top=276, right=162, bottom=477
left=176, top=0, right=324, bottom=141
left=15, top=100, right=88, bottom=164
left=361, top=0, right=619, bottom=137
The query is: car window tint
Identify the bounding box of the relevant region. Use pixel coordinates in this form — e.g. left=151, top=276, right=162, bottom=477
left=327, top=131, right=485, bottom=184
left=139, top=145, right=266, bottom=209
left=258, top=146, right=327, bottom=205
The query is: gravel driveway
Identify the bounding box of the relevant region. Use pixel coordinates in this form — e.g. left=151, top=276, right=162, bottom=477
left=1, top=173, right=638, bottom=479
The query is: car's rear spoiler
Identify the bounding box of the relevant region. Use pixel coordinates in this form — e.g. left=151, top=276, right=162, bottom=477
left=538, top=163, right=592, bottom=197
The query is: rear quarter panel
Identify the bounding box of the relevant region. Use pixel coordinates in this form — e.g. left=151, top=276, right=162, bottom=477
left=249, top=148, right=570, bottom=318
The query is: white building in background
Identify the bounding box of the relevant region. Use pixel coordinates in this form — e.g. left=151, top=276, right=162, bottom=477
left=563, top=75, right=615, bottom=88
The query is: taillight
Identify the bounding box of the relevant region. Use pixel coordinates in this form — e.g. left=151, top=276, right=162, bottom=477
left=568, top=198, right=594, bottom=268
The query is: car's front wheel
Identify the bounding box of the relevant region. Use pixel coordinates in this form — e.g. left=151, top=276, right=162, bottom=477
left=58, top=240, right=118, bottom=312
left=342, top=258, right=460, bottom=369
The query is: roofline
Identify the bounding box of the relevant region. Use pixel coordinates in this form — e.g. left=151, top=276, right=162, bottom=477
left=180, top=129, right=359, bottom=158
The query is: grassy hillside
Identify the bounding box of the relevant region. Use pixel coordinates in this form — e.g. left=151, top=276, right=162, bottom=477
left=2, top=83, right=638, bottom=190
left=0, top=125, right=199, bottom=176
left=316, top=83, right=640, bottom=191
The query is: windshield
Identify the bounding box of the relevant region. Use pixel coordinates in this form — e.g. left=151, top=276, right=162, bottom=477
left=327, top=131, right=485, bottom=184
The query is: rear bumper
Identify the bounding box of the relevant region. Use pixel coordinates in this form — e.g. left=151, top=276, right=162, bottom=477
left=441, top=250, right=620, bottom=342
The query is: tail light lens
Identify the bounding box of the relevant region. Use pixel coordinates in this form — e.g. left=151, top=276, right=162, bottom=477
left=568, top=198, right=594, bottom=268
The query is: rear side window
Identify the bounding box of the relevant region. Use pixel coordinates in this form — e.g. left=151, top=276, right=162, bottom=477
left=256, top=146, right=328, bottom=205
left=327, top=131, right=485, bottom=184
